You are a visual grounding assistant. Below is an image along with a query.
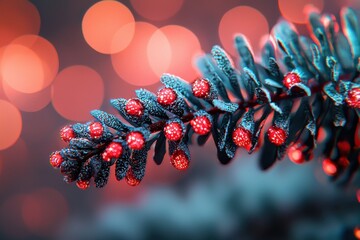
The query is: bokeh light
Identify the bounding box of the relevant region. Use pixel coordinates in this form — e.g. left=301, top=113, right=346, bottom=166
left=51, top=65, right=104, bottom=121
left=82, top=0, right=135, bottom=54
left=11, top=35, right=59, bottom=89
left=159, top=25, right=202, bottom=81
left=219, top=6, right=269, bottom=57
left=355, top=226, right=360, bottom=239
left=22, top=188, right=68, bottom=237
left=2, top=80, right=51, bottom=112
left=147, top=29, right=172, bottom=77
left=1, top=44, right=44, bottom=93
left=278, top=0, right=324, bottom=24
left=111, top=22, right=162, bottom=86
left=0, top=100, right=22, bottom=150
left=130, top=0, right=184, bottom=21
left=0, top=0, right=40, bottom=47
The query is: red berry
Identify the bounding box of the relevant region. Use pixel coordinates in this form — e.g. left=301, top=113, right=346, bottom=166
left=125, top=169, right=141, bottom=186
left=164, top=122, right=183, bottom=141
left=232, top=127, right=252, bottom=150
left=125, top=98, right=144, bottom=117
left=288, top=145, right=305, bottom=164
left=338, top=156, right=349, bottom=168
left=102, top=142, right=123, bottom=162
left=192, top=78, right=210, bottom=98
left=89, top=122, right=103, bottom=139
left=60, top=125, right=75, bottom=142
left=126, top=131, right=145, bottom=150
left=76, top=180, right=90, bottom=190
left=170, top=149, right=190, bottom=170
left=190, top=116, right=211, bottom=135
left=283, top=72, right=301, bottom=89
left=355, top=227, right=360, bottom=239
left=322, top=159, right=337, bottom=176
left=337, top=141, right=351, bottom=154
left=267, top=126, right=287, bottom=146
left=157, top=88, right=177, bottom=106
left=50, top=151, right=63, bottom=168
left=345, top=87, right=360, bottom=108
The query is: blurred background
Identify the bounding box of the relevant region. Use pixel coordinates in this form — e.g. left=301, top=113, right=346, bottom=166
left=0, top=0, right=359, bottom=239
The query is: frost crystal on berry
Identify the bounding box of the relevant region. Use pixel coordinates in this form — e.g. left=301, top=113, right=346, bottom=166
left=102, top=142, right=123, bottom=162
left=125, top=98, right=144, bottom=116
left=89, top=122, right=103, bottom=139
left=283, top=72, right=301, bottom=89
left=267, top=126, right=287, bottom=146
left=192, top=78, right=210, bottom=98
left=232, top=127, right=252, bottom=149
left=126, top=132, right=145, bottom=150
left=49, top=152, right=63, bottom=168
left=60, top=125, right=75, bottom=142
left=345, top=87, right=360, bottom=108
left=190, top=116, right=211, bottom=135
left=157, top=88, right=177, bottom=106
left=164, top=122, right=183, bottom=141
left=170, top=149, right=189, bottom=170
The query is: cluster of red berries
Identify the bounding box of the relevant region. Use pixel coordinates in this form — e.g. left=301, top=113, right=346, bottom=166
left=230, top=72, right=301, bottom=151
left=121, top=82, right=214, bottom=170
left=51, top=122, right=146, bottom=189
left=115, top=78, right=289, bottom=174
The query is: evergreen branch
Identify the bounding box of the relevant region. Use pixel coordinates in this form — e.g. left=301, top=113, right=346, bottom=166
left=149, top=81, right=327, bottom=133
left=50, top=7, right=360, bottom=189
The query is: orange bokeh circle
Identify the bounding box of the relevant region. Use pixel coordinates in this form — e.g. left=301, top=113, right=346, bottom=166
left=111, top=22, right=162, bottom=86
left=278, top=0, right=324, bottom=24
left=51, top=65, right=104, bottom=121
left=0, top=0, right=40, bottom=47
left=0, top=99, right=22, bottom=150
left=147, top=28, right=172, bottom=77
left=159, top=25, right=202, bottom=81
left=1, top=44, right=44, bottom=93
left=219, top=6, right=269, bottom=57
left=130, top=0, right=184, bottom=21
left=2, top=80, right=51, bottom=112
left=11, top=35, right=59, bottom=90
left=82, top=0, right=135, bottom=54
